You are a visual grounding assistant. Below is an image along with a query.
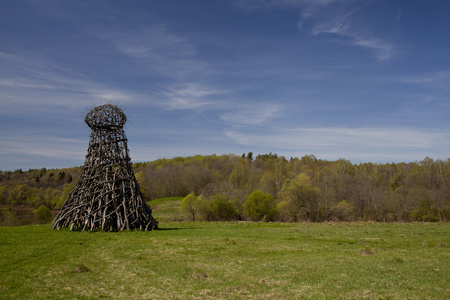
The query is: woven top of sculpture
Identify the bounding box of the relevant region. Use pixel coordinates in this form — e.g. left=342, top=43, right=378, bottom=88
left=85, top=104, right=127, bottom=130
left=52, top=104, right=158, bottom=231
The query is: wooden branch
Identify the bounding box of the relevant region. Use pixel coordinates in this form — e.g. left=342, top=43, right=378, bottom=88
left=52, top=104, right=158, bottom=231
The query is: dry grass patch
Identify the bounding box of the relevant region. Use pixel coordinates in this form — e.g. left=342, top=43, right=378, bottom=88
left=360, top=248, right=375, bottom=255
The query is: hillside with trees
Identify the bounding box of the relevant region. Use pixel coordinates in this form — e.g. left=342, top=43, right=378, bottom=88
left=0, top=167, right=81, bottom=225
left=1, top=153, right=449, bottom=225
left=134, top=153, right=449, bottom=222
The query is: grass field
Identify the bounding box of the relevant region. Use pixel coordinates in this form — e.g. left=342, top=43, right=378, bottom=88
left=149, top=197, right=185, bottom=223
left=1, top=220, right=449, bottom=299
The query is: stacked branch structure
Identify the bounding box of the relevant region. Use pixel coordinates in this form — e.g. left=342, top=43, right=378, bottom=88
left=52, top=104, right=157, bottom=231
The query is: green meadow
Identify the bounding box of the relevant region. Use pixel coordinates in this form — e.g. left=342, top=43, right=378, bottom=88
left=1, top=219, right=449, bottom=299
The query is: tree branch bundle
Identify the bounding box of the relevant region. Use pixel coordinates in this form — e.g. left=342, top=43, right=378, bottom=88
left=52, top=104, right=158, bottom=231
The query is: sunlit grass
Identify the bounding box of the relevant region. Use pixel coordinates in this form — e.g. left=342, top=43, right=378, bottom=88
left=148, top=197, right=184, bottom=222
left=0, top=221, right=449, bottom=299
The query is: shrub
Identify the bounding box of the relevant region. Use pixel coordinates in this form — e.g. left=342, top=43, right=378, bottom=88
left=34, top=205, right=53, bottom=224
left=410, top=197, right=440, bottom=222
left=421, top=214, right=439, bottom=222
left=181, top=192, right=202, bottom=221
left=210, top=195, right=238, bottom=221
left=332, top=200, right=356, bottom=221
left=200, top=194, right=237, bottom=221
left=0, top=209, right=16, bottom=226
left=276, top=201, right=291, bottom=222
left=244, top=191, right=277, bottom=222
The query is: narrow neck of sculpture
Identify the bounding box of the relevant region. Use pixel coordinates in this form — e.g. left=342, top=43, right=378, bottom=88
left=86, top=127, right=130, bottom=167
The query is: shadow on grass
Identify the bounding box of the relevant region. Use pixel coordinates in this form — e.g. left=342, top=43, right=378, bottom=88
left=157, top=227, right=196, bottom=231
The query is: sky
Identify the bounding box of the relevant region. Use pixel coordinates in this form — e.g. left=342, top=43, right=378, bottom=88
left=1, top=0, right=449, bottom=170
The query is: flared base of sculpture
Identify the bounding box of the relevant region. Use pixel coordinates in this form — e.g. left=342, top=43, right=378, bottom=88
left=52, top=169, right=158, bottom=231
left=52, top=181, right=157, bottom=231
left=52, top=207, right=157, bottom=231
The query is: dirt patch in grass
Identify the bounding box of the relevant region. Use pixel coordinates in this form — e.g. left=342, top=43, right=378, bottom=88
left=360, top=249, right=374, bottom=255
left=191, top=270, right=208, bottom=280
left=73, top=265, right=91, bottom=273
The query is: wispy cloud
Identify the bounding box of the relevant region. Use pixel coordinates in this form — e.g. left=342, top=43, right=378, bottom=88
left=221, top=104, right=282, bottom=126
left=304, top=2, right=397, bottom=61
left=225, top=126, right=449, bottom=162
left=0, top=135, right=86, bottom=170
left=234, top=0, right=397, bottom=61
left=352, top=37, right=395, bottom=61
left=94, top=22, right=209, bottom=80
left=23, top=1, right=211, bottom=81
left=1, top=136, right=84, bottom=157
left=103, top=24, right=196, bottom=59
left=234, top=0, right=348, bottom=12
left=0, top=51, right=139, bottom=113
left=158, top=83, right=223, bottom=110
left=400, top=70, right=450, bottom=89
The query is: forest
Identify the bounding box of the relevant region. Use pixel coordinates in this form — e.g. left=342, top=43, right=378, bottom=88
left=0, top=153, right=449, bottom=224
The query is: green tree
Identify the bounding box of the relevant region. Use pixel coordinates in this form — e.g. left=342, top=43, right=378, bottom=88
left=135, top=172, right=150, bottom=201
left=58, top=171, right=66, bottom=183
left=35, top=188, right=62, bottom=209
left=8, top=184, right=33, bottom=205
left=410, top=196, right=440, bottom=222
left=247, top=152, right=253, bottom=162
left=331, top=200, right=355, bottom=221
left=243, top=190, right=277, bottom=221
left=56, top=182, right=76, bottom=208
left=276, top=201, right=291, bottom=222
left=34, top=205, right=53, bottom=224
left=0, top=185, right=7, bottom=204
left=181, top=192, right=202, bottom=221
left=259, top=172, right=277, bottom=195
left=278, top=173, right=320, bottom=221
left=200, top=194, right=237, bottom=221
left=229, top=164, right=248, bottom=188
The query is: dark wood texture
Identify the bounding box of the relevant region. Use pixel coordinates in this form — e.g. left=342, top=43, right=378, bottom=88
left=52, top=104, right=157, bottom=231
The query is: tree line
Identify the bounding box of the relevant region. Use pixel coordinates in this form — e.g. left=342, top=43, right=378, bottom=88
left=0, top=167, right=80, bottom=225
left=135, top=153, right=449, bottom=222
left=1, top=153, right=449, bottom=223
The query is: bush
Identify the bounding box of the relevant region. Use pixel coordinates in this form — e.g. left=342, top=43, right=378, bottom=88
left=200, top=194, right=237, bottom=221
left=410, top=197, right=440, bottom=222
left=421, top=214, right=439, bottom=222
left=34, top=205, right=53, bottom=224
left=244, top=191, right=277, bottom=222
left=276, top=201, right=291, bottom=222
left=443, top=208, right=450, bottom=222
left=0, top=209, right=16, bottom=226
left=211, top=195, right=238, bottom=221
left=332, top=200, right=355, bottom=221
left=181, top=192, right=202, bottom=221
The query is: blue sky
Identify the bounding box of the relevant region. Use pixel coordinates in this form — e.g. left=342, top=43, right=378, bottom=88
left=1, top=0, right=449, bottom=170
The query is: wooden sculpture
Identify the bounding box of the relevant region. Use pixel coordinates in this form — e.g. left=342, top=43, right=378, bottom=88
left=52, top=104, right=157, bottom=231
